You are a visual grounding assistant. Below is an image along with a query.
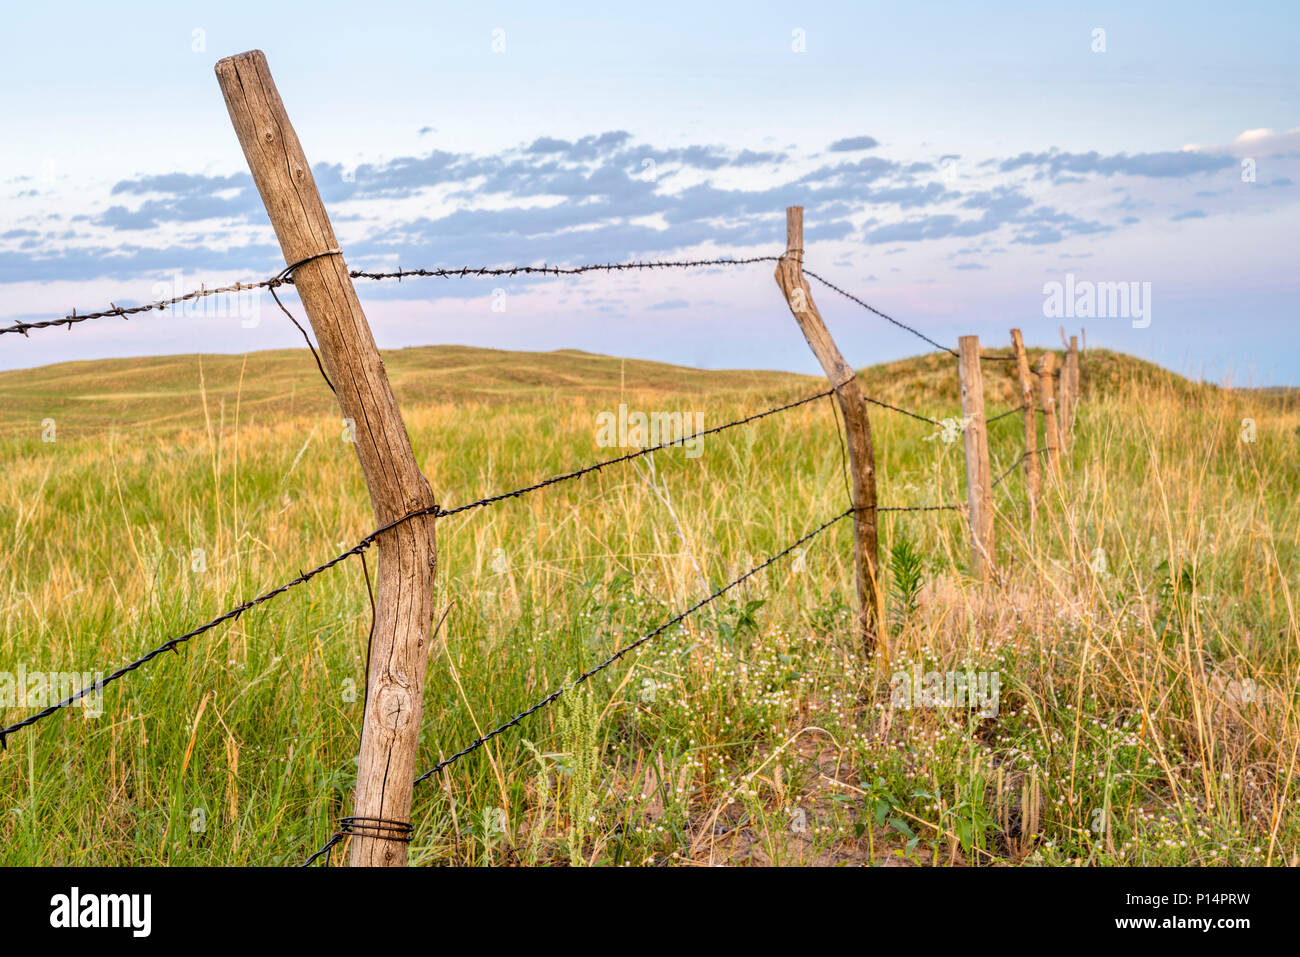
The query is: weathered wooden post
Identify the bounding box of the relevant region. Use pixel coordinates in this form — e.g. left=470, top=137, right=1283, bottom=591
left=1038, top=352, right=1061, bottom=477
left=774, top=206, right=882, bottom=655
left=958, top=336, right=994, bottom=579
left=1009, top=329, right=1040, bottom=513
left=216, top=50, right=438, bottom=867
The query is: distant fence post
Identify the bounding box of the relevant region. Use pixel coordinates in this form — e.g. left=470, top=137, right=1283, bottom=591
left=1066, top=334, right=1080, bottom=436
left=1038, top=351, right=1061, bottom=477
left=216, top=50, right=438, bottom=867
left=1057, top=349, right=1073, bottom=459
left=1010, top=328, right=1040, bottom=514
left=774, top=206, right=882, bottom=655
left=958, top=336, right=994, bottom=580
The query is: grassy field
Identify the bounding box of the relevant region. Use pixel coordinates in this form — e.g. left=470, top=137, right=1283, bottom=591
left=0, top=343, right=1296, bottom=866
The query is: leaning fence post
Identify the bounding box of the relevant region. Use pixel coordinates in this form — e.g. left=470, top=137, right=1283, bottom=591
left=1010, top=328, right=1040, bottom=514
left=774, top=206, right=882, bottom=655
left=958, top=336, right=994, bottom=580
left=1038, top=351, right=1061, bottom=477
left=216, top=50, right=438, bottom=867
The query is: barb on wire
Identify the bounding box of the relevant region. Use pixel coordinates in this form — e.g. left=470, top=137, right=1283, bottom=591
left=801, top=268, right=958, bottom=357
left=0, top=385, right=837, bottom=750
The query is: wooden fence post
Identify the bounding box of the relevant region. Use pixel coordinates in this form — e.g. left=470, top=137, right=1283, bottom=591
left=958, top=336, right=994, bottom=579
left=1009, top=329, right=1040, bottom=513
left=774, top=206, right=882, bottom=655
left=216, top=50, right=438, bottom=867
left=1038, top=352, right=1060, bottom=477
left=1056, top=347, right=1072, bottom=458
left=1066, top=334, right=1080, bottom=433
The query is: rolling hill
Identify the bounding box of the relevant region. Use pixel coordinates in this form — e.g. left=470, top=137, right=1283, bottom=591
left=0, top=342, right=1273, bottom=441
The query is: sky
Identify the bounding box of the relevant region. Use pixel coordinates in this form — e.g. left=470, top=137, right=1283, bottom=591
left=1, top=1, right=1297, bottom=384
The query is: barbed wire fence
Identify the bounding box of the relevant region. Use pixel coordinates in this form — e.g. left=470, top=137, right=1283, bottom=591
left=0, top=243, right=1082, bottom=866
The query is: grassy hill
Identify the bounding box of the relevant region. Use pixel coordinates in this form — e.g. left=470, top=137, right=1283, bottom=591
left=0, top=341, right=1275, bottom=441
left=0, top=346, right=816, bottom=440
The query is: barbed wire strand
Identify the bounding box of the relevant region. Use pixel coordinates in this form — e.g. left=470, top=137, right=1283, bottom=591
left=800, top=268, right=958, bottom=358
left=0, top=542, right=367, bottom=749
left=0, top=248, right=342, bottom=339
left=0, top=256, right=780, bottom=339
left=268, top=283, right=335, bottom=394
left=823, top=393, right=853, bottom=505
left=880, top=503, right=966, bottom=513
left=991, top=447, right=1050, bottom=490
left=4, top=249, right=993, bottom=394
left=862, top=393, right=943, bottom=427
left=347, top=256, right=782, bottom=281
left=985, top=404, right=1026, bottom=425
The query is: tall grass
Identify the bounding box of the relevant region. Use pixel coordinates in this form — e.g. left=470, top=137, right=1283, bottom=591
left=0, top=347, right=1295, bottom=865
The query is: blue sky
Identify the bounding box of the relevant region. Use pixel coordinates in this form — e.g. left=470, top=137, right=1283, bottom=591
left=2, top=1, right=1297, bottom=383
